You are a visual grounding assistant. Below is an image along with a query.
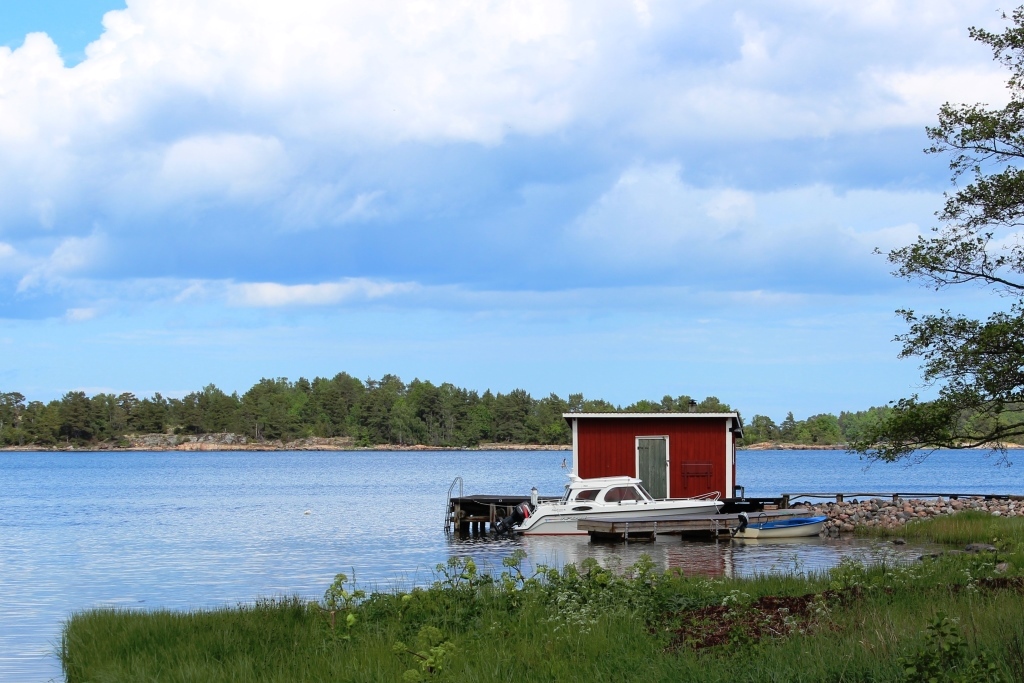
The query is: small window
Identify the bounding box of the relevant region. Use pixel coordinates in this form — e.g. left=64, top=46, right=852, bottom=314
left=603, top=486, right=641, bottom=503
left=573, top=489, right=600, bottom=501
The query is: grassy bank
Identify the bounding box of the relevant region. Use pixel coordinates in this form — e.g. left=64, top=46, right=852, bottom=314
left=857, top=509, right=1024, bottom=547
left=63, top=520, right=1024, bottom=683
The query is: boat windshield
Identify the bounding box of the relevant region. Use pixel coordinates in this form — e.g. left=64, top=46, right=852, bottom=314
left=635, top=484, right=654, bottom=501
left=572, top=489, right=600, bottom=502
left=602, top=486, right=643, bottom=503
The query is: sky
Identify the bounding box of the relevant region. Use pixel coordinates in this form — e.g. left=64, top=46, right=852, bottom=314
left=0, top=0, right=1015, bottom=420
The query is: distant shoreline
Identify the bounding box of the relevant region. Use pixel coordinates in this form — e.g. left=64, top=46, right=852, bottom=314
left=739, top=442, right=1024, bottom=451
left=3, top=438, right=1021, bottom=453
left=0, top=441, right=573, bottom=453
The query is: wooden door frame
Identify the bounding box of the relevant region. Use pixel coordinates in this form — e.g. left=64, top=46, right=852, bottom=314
left=635, top=435, right=671, bottom=498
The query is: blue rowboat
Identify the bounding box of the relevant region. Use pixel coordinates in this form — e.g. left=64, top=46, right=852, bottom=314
left=732, top=513, right=827, bottom=539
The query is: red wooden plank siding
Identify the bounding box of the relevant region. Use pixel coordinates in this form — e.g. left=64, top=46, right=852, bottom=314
left=575, top=417, right=728, bottom=498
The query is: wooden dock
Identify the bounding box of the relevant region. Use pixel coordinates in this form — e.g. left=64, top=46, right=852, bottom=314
left=446, top=494, right=560, bottom=534
left=577, top=509, right=814, bottom=542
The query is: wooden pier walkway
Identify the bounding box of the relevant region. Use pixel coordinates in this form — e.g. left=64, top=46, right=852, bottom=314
left=577, top=509, right=813, bottom=542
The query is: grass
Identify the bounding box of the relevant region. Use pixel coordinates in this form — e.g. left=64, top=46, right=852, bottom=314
left=62, top=518, right=1024, bottom=683
left=858, top=509, right=1024, bottom=548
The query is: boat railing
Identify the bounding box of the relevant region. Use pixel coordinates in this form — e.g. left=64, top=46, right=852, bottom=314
left=689, top=490, right=721, bottom=501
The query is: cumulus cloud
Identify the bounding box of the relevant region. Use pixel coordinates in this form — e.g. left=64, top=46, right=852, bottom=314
left=17, top=232, right=108, bottom=291
left=156, top=135, right=290, bottom=203
left=0, top=0, right=1010, bottom=302
left=569, top=162, right=933, bottom=288
left=226, top=278, right=419, bottom=307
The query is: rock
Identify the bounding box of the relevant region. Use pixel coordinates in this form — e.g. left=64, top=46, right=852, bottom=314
left=995, top=562, right=1010, bottom=574
left=892, top=538, right=906, bottom=545
left=964, top=543, right=998, bottom=553
left=992, top=511, right=1003, bottom=517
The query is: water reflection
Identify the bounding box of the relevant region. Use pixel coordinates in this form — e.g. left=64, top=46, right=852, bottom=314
left=445, top=530, right=937, bottom=580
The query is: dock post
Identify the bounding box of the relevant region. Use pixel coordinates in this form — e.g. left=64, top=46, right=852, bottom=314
left=892, top=494, right=899, bottom=503
left=836, top=494, right=844, bottom=504
left=652, top=521, right=657, bottom=541
left=780, top=494, right=790, bottom=509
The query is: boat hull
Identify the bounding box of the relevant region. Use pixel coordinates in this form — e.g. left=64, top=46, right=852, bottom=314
left=732, top=515, right=826, bottom=539
left=517, top=501, right=723, bottom=535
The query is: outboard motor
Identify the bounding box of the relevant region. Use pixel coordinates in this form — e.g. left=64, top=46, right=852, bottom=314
left=494, top=502, right=531, bottom=535
left=732, top=511, right=749, bottom=536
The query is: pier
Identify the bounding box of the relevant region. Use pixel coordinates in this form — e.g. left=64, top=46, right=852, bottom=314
left=577, top=509, right=812, bottom=542
left=445, top=485, right=1023, bottom=537
left=445, top=494, right=560, bottom=534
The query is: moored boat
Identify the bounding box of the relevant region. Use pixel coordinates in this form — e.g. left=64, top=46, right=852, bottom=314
left=495, top=475, right=723, bottom=536
left=731, top=512, right=827, bottom=539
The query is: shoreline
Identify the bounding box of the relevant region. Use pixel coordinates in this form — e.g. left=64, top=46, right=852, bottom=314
left=0, top=441, right=573, bottom=453
left=739, top=441, right=1024, bottom=451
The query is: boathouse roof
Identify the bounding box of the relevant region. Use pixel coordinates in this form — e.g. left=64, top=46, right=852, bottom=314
left=562, top=412, right=743, bottom=437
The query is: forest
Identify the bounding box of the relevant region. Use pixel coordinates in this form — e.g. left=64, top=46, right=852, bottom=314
left=0, top=372, right=970, bottom=448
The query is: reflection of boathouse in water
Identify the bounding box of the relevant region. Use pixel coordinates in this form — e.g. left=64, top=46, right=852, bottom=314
left=564, top=413, right=743, bottom=500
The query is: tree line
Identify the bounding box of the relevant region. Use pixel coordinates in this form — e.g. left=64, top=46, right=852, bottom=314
left=0, top=374, right=734, bottom=448
left=4, top=374, right=1018, bottom=449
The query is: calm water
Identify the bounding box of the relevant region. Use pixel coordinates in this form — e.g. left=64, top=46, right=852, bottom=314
left=1, top=448, right=1021, bottom=682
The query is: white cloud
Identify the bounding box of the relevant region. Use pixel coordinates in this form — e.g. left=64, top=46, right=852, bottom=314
left=156, top=135, right=290, bottom=203
left=226, top=278, right=419, bottom=307
left=17, top=232, right=108, bottom=291
left=569, top=162, right=933, bottom=282
left=65, top=307, right=98, bottom=322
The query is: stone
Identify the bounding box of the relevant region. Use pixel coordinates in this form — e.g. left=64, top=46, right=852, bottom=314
left=995, top=562, right=1010, bottom=574
left=892, top=538, right=906, bottom=545
left=964, top=543, right=998, bottom=553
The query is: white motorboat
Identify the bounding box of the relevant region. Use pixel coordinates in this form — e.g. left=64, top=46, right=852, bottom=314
left=496, top=475, right=723, bottom=536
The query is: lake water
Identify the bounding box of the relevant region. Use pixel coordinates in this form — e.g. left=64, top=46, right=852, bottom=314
left=2, top=448, right=1021, bottom=682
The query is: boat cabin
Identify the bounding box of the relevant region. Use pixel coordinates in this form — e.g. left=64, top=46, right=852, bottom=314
left=563, top=413, right=743, bottom=500
left=560, top=476, right=653, bottom=505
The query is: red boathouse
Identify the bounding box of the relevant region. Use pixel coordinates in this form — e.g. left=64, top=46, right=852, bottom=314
left=563, top=413, right=743, bottom=500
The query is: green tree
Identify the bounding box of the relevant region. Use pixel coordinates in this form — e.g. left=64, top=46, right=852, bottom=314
left=779, top=411, right=798, bottom=442
left=742, top=414, right=778, bottom=444
left=493, top=388, right=533, bottom=442
left=59, top=391, right=94, bottom=443
left=854, top=8, right=1024, bottom=460
left=0, top=392, right=26, bottom=445
left=134, top=394, right=169, bottom=434
left=793, top=413, right=843, bottom=445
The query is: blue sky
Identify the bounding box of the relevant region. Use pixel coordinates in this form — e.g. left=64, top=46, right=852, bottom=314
left=0, top=1, right=1014, bottom=420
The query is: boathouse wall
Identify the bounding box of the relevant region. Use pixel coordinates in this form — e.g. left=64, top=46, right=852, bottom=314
left=565, top=414, right=741, bottom=499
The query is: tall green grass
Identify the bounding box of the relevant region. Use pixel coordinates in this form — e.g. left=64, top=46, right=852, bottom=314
left=62, top=551, right=1024, bottom=682
left=860, top=510, right=1024, bottom=548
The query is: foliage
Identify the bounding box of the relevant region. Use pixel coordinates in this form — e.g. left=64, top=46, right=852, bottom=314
left=898, top=613, right=1003, bottom=683
left=321, top=573, right=365, bottom=640
left=0, top=375, right=737, bottom=448
left=851, top=7, right=1024, bottom=461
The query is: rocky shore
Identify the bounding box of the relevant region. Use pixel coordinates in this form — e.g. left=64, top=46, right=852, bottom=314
left=794, top=495, right=1023, bottom=534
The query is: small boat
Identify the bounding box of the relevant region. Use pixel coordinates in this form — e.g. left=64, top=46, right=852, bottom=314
left=731, top=512, right=827, bottom=539
left=494, top=475, right=723, bottom=536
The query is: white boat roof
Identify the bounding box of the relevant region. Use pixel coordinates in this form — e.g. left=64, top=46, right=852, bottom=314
left=565, top=475, right=642, bottom=489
